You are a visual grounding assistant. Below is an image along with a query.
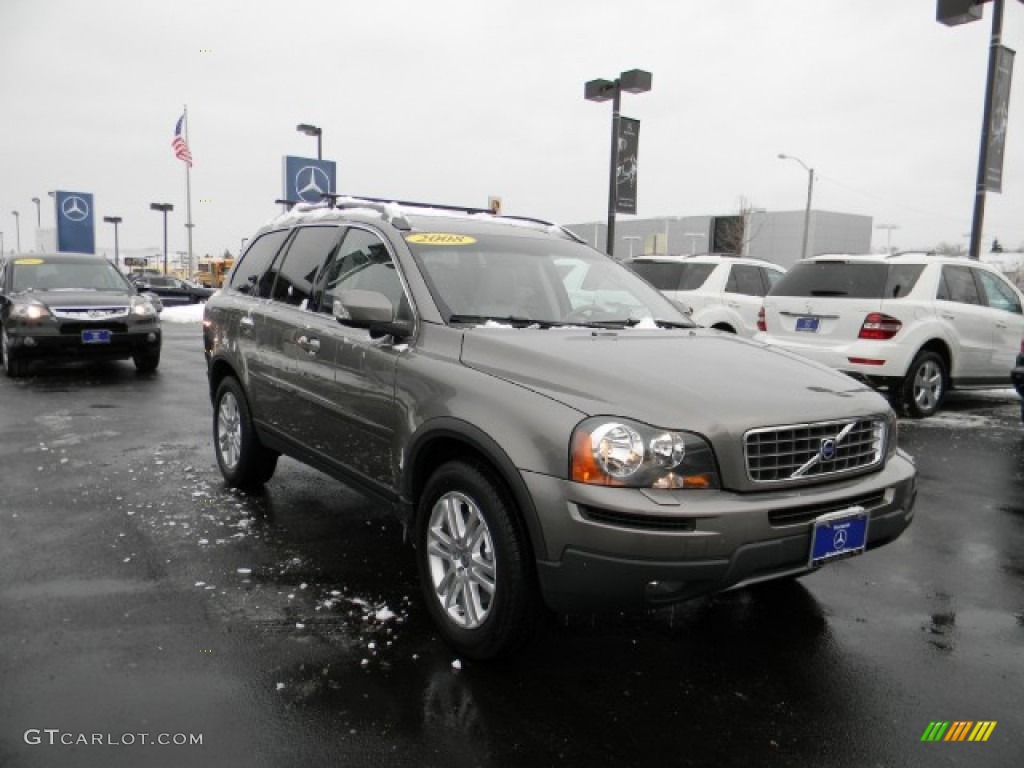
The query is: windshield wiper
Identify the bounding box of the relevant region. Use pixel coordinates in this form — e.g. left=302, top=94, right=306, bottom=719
left=448, top=314, right=558, bottom=329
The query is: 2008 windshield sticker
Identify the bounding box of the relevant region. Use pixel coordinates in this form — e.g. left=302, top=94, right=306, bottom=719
left=406, top=233, right=477, bottom=245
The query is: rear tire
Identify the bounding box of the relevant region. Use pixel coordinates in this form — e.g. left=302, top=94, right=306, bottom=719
left=899, top=350, right=947, bottom=419
left=415, top=460, right=539, bottom=660
left=213, top=377, right=279, bottom=488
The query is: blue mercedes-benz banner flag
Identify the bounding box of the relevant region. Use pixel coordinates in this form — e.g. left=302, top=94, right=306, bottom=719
left=55, top=190, right=96, bottom=254
left=283, top=156, right=337, bottom=205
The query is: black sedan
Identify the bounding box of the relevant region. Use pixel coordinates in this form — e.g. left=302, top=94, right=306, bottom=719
left=129, top=275, right=215, bottom=305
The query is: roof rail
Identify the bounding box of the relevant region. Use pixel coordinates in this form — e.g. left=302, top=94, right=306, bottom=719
left=270, top=193, right=584, bottom=242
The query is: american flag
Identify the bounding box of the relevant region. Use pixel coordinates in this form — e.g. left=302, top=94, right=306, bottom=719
left=172, top=114, right=193, bottom=167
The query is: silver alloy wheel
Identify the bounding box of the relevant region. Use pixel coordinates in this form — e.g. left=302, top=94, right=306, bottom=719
left=426, top=491, right=497, bottom=629
left=912, top=359, right=943, bottom=412
left=217, top=390, right=242, bottom=471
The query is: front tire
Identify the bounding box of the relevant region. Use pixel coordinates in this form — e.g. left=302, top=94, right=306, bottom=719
left=133, top=349, right=161, bottom=373
left=415, top=460, right=539, bottom=660
left=899, top=350, right=947, bottom=419
left=213, top=377, right=278, bottom=489
left=1, top=327, right=28, bottom=378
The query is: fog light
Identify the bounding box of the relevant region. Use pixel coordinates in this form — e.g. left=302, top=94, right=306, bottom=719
left=24, top=337, right=37, bottom=347
left=147, top=332, right=157, bottom=342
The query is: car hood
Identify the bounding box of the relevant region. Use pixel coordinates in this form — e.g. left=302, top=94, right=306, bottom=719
left=459, top=328, right=888, bottom=431
left=18, top=289, right=133, bottom=308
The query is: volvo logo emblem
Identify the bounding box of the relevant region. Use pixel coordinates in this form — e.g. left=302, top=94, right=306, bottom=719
left=61, top=195, right=90, bottom=222
left=294, top=166, right=330, bottom=203
left=819, top=438, right=837, bottom=461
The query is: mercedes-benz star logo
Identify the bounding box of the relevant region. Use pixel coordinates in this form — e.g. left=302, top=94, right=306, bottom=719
left=61, top=195, right=89, bottom=222
left=294, top=166, right=330, bottom=203
left=833, top=529, right=849, bottom=549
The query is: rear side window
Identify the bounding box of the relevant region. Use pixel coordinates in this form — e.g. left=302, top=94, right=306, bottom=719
left=270, top=226, right=341, bottom=308
left=725, top=264, right=766, bottom=296
left=769, top=261, right=888, bottom=298
left=937, top=265, right=983, bottom=305
left=628, top=261, right=684, bottom=291
left=229, top=230, right=289, bottom=297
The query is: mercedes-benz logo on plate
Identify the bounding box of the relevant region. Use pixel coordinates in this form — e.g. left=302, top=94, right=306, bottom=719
left=61, top=195, right=90, bottom=222
left=294, top=166, right=330, bottom=203
left=833, top=528, right=848, bottom=549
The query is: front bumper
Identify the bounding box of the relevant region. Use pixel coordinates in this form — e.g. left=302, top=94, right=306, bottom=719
left=527, top=451, right=917, bottom=613
left=4, top=325, right=161, bottom=362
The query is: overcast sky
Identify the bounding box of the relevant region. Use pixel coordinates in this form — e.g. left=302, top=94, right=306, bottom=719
left=2, top=0, right=1022, bottom=262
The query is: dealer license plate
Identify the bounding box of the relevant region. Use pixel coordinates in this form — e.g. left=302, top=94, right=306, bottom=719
left=795, top=316, right=820, bottom=333
left=809, top=506, right=868, bottom=567
left=81, top=329, right=112, bottom=344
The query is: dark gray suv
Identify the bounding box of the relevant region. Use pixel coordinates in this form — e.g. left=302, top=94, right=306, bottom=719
left=203, top=198, right=917, bottom=659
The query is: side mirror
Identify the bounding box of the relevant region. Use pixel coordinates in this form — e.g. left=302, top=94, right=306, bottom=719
left=333, top=289, right=413, bottom=340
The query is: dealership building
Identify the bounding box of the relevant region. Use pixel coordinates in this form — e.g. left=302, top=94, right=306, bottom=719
left=566, top=209, right=873, bottom=268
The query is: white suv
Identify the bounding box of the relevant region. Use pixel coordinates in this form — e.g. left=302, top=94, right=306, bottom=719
left=756, top=253, right=1024, bottom=418
left=627, top=255, right=785, bottom=337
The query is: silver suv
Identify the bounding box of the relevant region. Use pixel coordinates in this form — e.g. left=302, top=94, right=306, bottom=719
left=203, top=198, right=917, bottom=659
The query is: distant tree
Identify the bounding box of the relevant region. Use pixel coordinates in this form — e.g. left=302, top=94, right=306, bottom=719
left=991, top=238, right=1004, bottom=253
left=934, top=242, right=961, bottom=256
left=223, top=248, right=232, bottom=260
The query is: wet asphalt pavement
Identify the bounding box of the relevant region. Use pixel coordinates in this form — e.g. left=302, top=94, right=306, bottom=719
left=1, top=322, right=1022, bottom=768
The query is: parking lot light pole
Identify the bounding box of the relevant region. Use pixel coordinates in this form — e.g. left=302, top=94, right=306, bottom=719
left=11, top=210, right=20, bottom=253
left=31, top=197, right=41, bottom=228
left=778, top=153, right=814, bottom=259
left=296, top=123, right=322, bottom=160
left=103, top=216, right=123, bottom=267
left=585, top=69, right=652, bottom=257
left=876, top=223, right=900, bottom=255
left=149, top=203, right=173, bottom=275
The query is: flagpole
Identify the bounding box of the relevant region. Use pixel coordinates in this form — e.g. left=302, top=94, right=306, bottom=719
left=183, top=104, right=195, bottom=278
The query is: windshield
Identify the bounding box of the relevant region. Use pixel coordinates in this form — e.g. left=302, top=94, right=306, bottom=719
left=11, top=258, right=130, bottom=293
left=406, top=233, right=692, bottom=328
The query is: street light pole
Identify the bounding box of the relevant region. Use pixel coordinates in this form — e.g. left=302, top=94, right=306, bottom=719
left=103, top=216, right=123, bottom=268
left=876, top=223, right=900, bottom=255
left=584, top=69, right=653, bottom=258
left=11, top=211, right=20, bottom=253
left=31, top=197, right=41, bottom=228
left=296, top=123, right=323, bottom=160
left=778, top=153, right=814, bottom=259
left=150, top=203, right=173, bottom=275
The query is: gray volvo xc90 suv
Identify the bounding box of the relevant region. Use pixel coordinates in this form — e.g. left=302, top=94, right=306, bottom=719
left=203, top=197, right=917, bottom=659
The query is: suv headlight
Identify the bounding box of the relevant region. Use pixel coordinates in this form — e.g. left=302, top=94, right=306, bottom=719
left=9, top=300, right=52, bottom=320
left=130, top=295, right=158, bottom=318
left=570, top=417, right=720, bottom=489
